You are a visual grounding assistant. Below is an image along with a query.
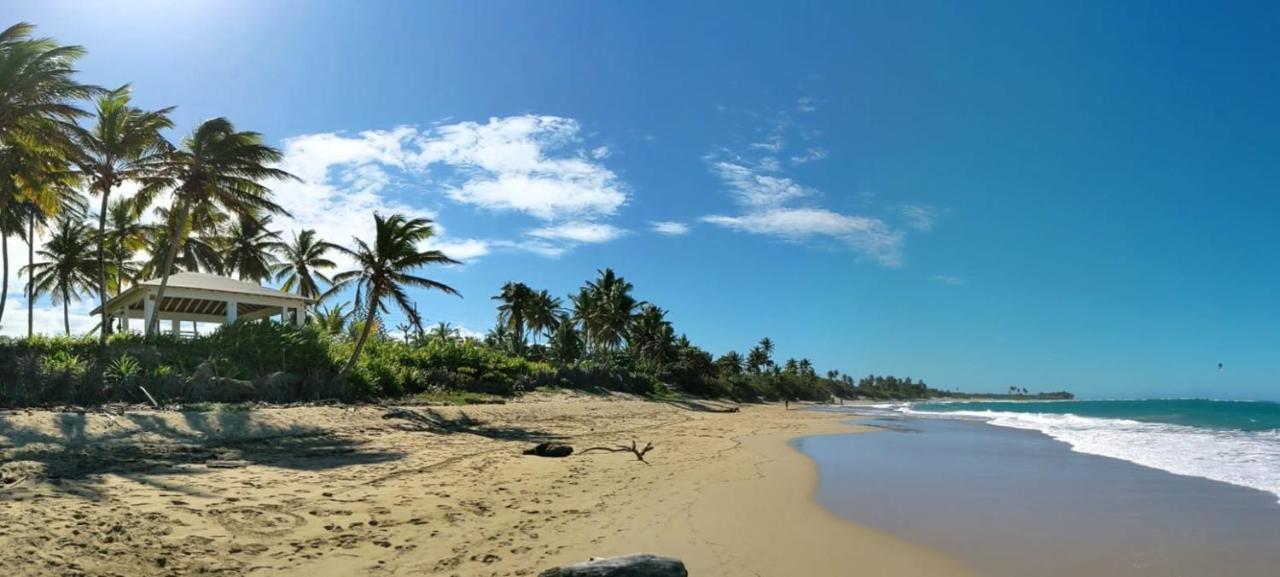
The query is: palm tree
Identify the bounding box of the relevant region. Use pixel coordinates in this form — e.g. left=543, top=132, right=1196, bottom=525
left=21, top=217, right=95, bottom=335
left=547, top=312, right=583, bottom=364
left=138, top=206, right=225, bottom=278
left=132, top=117, right=294, bottom=335
left=493, top=281, right=535, bottom=353
left=428, top=321, right=459, bottom=341
left=0, top=23, right=96, bottom=138
left=630, top=303, right=675, bottom=370
left=526, top=289, right=563, bottom=344
left=222, top=212, right=282, bottom=282
left=101, top=197, right=147, bottom=296
left=758, top=337, right=775, bottom=364
left=273, top=228, right=339, bottom=300
left=331, top=213, right=460, bottom=375
left=574, top=268, right=639, bottom=353
left=716, top=351, right=745, bottom=377
left=11, top=155, right=83, bottom=337
left=70, top=85, right=173, bottom=340
left=312, top=302, right=351, bottom=335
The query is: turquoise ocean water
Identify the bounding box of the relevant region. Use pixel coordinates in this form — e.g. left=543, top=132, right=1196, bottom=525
left=901, top=399, right=1280, bottom=500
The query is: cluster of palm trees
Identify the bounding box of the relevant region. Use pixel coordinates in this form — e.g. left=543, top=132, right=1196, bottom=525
left=487, top=268, right=691, bottom=373
left=1, top=23, right=462, bottom=374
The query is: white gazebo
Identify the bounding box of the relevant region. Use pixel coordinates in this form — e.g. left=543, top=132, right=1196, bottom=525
left=91, top=272, right=312, bottom=336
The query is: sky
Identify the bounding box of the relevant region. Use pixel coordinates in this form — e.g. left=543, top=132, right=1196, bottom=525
left=4, top=0, right=1280, bottom=400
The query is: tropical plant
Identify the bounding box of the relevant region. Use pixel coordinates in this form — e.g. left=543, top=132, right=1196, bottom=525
left=547, top=313, right=583, bottom=364
left=101, top=197, right=146, bottom=295
left=132, top=118, right=294, bottom=335
left=527, top=289, right=563, bottom=344
left=573, top=268, right=639, bottom=353
left=629, top=303, right=676, bottom=370
left=492, top=281, right=535, bottom=353
left=716, top=350, right=745, bottom=377
left=21, top=217, right=96, bottom=335
left=331, top=213, right=460, bottom=376
left=274, top=228, right=339, bottom=299
left=428, top=321, right=459, bottom=341
left=312, top=302, right=351, bottom=335
left=222, top=212, right=282, bottom=282
left=69, top=85, right=173, bottom=340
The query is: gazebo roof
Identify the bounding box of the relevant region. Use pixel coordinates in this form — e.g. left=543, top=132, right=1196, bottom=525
left=91, top=272, right=311, bottom=316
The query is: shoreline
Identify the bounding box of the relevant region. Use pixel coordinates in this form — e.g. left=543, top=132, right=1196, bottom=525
left=1, top=396, right=973, bottom=576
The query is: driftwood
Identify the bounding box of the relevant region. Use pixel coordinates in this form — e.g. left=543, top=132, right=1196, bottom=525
left=580, top=440, right=654, bottom=463
left=205, top=459, right=249, bottom=469
left=523, top=443, right=574, bottom=458
left=539, top=553, right=687, bottom=576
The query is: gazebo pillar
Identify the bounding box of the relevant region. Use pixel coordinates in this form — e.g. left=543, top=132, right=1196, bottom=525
left=295, top=306, right=306, bottom=327
left=142, top=290, right=155, bottom=332
left=226, top=299, right=238, bottom=323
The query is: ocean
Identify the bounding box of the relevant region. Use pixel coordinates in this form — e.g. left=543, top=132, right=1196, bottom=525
left=799, top=400, right=1280, bottom=577
left=904, top=399, right=1280, bottom=501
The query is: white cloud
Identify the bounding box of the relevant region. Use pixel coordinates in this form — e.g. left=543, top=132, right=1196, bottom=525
left=650, top=221, right=691, bottom=236
left=790, top=147, right=829, bottom=165
left=273, top=115, right=627, bottom=267
left=797, top=97, right=817, bottom=113
left=528, top=221, right=627, bottom=244
left=407, top=115, right=627, bottom=221
left=897, top=204, right=939, bottom=232
left=713, top=161, right=810, bottom=208
left=933, top=274, right=966, bottom=286
left=703, top=208, right=903, bottom=266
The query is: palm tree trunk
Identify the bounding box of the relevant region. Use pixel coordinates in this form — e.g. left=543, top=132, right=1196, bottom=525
left=1, top=231, right=8, bottom=327
left=147, top=202, right=187, bottom=337
left=27, top=216, right=34, bottom=338
left=96, top=187, right=110, bottom=342
left=340, top=290, right=379, bottom=376
left=63, top=293, right=70, bottom=336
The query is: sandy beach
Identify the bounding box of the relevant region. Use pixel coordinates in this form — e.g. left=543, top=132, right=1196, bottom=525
left=0, top=394, right=972, bottom=577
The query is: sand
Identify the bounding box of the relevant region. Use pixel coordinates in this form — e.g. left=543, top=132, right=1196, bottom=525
left=0, top=393, right=974, bottom=577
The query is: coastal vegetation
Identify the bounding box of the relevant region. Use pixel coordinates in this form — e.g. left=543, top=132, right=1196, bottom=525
left=0, top=22, right=1060, bottom=408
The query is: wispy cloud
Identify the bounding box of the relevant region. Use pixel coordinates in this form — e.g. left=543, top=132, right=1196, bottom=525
left=273, top=115, right=628, bottom=267
left=713, top=161, right=811, bottom=208
left=790, top=147, right=829, bottom=165
left=650, top=221, right=691, bottom=236
left=897, top=204, right=940, bottom=232
left=528, top=221, right=627, bottom=244
left=932, top=274, right=966, bottom=286
left=703, top=208, right=903, bottom=266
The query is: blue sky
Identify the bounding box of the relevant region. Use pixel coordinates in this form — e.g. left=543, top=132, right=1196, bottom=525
left=6, top=0, right=1280, bottom=400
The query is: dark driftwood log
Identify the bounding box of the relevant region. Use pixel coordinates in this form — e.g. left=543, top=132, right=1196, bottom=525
left=538, top=553, right=688, bottom=577
left=523, top=443, right=574, bottom=458
left=579, top=440, right=654, bottom=462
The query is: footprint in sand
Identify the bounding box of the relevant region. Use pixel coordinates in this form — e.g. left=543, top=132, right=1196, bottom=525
left=213, top=506, right=305, bottom=536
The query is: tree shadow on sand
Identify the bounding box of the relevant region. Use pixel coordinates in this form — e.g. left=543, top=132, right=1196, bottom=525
left=382, top=407, right=565, bottom=442
left=0, top=409, right=405, bottom=501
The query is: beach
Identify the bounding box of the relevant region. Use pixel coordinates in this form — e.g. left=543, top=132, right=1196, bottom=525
left=0, top=394, right=972, bottom=577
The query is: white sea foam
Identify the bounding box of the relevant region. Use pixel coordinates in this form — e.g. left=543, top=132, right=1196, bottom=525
left=905, top=407, right=1280, bottom=502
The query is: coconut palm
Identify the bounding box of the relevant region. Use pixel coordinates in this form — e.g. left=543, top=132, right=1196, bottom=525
left=0, top=23, right=96, bottom=138
left=273, top=228, right=339, bottom=300
left=100, top=197, right=147, bottom=295
left=222, top=212, right=282, bottom=283
left=9, top=152, right=83, bottom=336
left=526, top=289, right=563, bottom=344
left=132, top=117, right=293, bottom=335
left=70, top=85, right=173, bottom=340
left=331, top=213, right=460, bottom=375
left=138, top=205, right=225, bottom=278
left=21, top=217, right=95, bottom=335
left=716, top=350, right=745, bottom=377
left=629, top=303, right=675, bottom=370
left=574, top=268, right=639, bottom=353
left=492, top=281, right=535, bottom=353
left=312, top=302, right=351, bottom=335
left=428, top=321, right=459, bottom=341
left=547, top=312, right=583, bottom=364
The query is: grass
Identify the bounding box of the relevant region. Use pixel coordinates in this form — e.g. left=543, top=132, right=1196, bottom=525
left=410, top=390, right=506, bottom=406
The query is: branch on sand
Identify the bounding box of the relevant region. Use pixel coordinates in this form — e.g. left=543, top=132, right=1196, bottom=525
left=580, top=440, right=655, bottom=463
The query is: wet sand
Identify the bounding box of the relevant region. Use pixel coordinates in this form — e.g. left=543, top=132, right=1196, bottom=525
left=799, top=413, right=1280, bottom=577
left=0, top=395, right=972, bottom=577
